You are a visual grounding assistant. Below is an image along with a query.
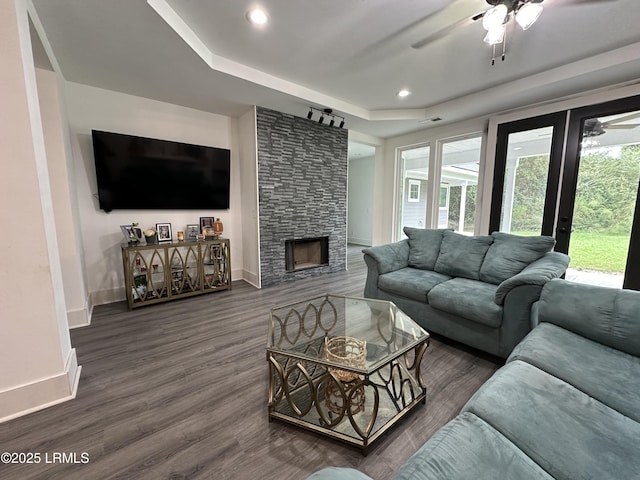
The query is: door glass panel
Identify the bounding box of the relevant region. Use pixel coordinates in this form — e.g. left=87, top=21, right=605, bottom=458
left=398, top=145, right=429, bottom=237
left=565, top=111, right=640, bottom=288
left=499, top=127, right=554, bottom=235
left=440, top=137, right=481, bottom=233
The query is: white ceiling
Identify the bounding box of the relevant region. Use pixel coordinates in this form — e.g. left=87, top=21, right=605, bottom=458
left=31, top=0, right=640, bottom=138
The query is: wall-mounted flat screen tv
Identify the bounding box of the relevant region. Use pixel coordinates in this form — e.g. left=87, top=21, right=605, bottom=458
left=92, top=130, right=231, bottom=212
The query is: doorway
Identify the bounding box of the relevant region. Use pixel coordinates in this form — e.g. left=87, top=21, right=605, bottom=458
left=491, top=95, right=640, bottom=290
left=558, top=98, right=640, bottom=290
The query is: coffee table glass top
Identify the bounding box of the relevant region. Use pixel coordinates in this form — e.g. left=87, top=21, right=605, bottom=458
left=268, top=294, right=428, bottom=373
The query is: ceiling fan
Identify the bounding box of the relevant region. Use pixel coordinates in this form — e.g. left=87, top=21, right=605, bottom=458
left=410, top=0, right=619, bottom=51
left=584, top=113, right=640, bottom=137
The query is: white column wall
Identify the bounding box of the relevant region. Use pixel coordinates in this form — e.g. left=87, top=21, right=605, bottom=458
left=347, top=155, right=375, bottom=246
left=36, top=68, right=90, bottom=328
left=64, top=82, right=241, bottom=304
left=237, top=107, right=260, bottom=287
left=0, top=0, right=79, bottom=422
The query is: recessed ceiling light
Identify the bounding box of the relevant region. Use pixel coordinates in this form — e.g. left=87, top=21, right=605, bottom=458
left=247, top=7, right=268, bottom=25
left=397, top=89, right=411, bottom=98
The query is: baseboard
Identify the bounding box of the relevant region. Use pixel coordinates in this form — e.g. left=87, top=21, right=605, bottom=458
left=242, top=269, right=261, bottom=288
left=67, top=302, right=91, bottom=329
left=90, top=287, right=125, bottom=306
left=348, top=237, right=372, bottom=247
left=0, top=349, right=81, bottom=423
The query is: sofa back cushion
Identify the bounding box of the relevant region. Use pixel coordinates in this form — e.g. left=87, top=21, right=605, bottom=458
left=538, top=279, right=640, bottom=357
left=403, top=227, right=450, bottom=270
left=479, top=232, right=556, bottom=285
left=434, top=231, right=493, bottom=280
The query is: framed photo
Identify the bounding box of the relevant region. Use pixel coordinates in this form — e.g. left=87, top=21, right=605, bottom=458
left=156, top=223, right=173, bottom=242
left=120, top=225, right=137, bottom=243
left=186, top=224, right=200, bottom=240
left=200, top=217, right=214, bottom=234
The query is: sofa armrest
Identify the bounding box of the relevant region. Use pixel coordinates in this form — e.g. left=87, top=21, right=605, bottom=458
left=538, top=279, right=640, bottom=357
left=494, top=251, right=569, bottom=305
left=362, top=239, right=409, bottom=274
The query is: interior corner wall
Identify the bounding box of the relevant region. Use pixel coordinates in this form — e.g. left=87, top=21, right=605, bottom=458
left=36, top=68, right=90, bottom=328
left=237, top=107, right=260, bottom=287
left=256, top=107, right=348, bottom=287
left=64, top=82, right=241, bottom=305
left=1, top=0, right=79, bottom=422
left=348, top=155, right=375, bottom=246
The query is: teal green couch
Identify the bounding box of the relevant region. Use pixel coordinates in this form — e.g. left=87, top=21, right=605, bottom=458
left=363, top=228, right=569, bottom=358
left=308, top=279, right=640, bottom=480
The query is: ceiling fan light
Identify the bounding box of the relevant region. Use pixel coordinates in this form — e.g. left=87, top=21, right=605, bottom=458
left=482, top=4, right=508, bottom=31
left=515, top=3, right=543, bottom=30
left=483, top=25, right=505, bottom=45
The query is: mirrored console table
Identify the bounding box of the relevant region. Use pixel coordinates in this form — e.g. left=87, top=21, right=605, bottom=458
left=121, top=238, right=231, bottom=309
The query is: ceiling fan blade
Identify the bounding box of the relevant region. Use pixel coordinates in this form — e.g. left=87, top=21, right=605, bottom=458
left=605, top=112, right=640, bottom=124
left=411, top=16, right=475, bottom=49
left=556, top=0, right=619, bottom=5
left=603, top=124, right=640, bottom=129
left=411, top=10, right=485, bottom=50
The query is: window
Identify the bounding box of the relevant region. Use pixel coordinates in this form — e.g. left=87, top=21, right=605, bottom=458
left=398, top=145, right=430, bottom=236
left=408, top=180, right=420, bottom=202
left=439, top=136, right=481, bottom=234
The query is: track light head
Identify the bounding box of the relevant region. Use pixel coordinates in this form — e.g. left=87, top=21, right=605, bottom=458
left=306, top=106, right=345, bottom=129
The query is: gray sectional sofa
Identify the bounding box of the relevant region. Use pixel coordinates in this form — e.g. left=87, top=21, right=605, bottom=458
left=308, top=279, right=640, bottom=480
left=363, top=228, right=569, bottom=358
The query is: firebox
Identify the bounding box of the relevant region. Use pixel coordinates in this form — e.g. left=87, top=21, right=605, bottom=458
left=285, top=237, right=329, bottom=271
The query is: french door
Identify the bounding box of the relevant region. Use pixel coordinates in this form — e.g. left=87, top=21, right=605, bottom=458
left=489, top=112, right=566, bottom=236
left=558, top=96, right=640, bottom=290
left=491, top=95, right=640, bottom=290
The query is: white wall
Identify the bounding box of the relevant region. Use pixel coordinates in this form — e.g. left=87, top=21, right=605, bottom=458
left=36, top=68, right=90, bottom=328
left=347, top=155, right=375, bottom=246
left=64, top=82, right=242, bottom=304
left=237, top=107, right=260, bottom=287
left=1, top=0, right=79, bottom=422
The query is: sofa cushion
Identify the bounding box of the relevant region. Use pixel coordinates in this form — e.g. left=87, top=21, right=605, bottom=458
left=307, top=468, right=372, bottom=480
left=463, top=360, right=640, bottom=480
left=428, top=278, right=502, bottom=328
left=379, top=268, right=451, bottom=302
left=479, top=232, right=555, bottom=285
left=509, top=322, right=640, bottom=423
left=434, top=231, right=493, bottom=280
left=393, top=412, right=554, bottom=480
left=403, top=227, right=450, bottom=271
left=537, top=279, right=640, bottom=357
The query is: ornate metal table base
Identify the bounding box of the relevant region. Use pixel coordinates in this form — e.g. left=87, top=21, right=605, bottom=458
left=266, top=295, right=429, bottom=455
left=268, top=343, right=427, bottom=454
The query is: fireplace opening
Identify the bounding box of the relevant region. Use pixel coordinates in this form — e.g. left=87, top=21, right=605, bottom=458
left=285, top=237, right=329, bottom=271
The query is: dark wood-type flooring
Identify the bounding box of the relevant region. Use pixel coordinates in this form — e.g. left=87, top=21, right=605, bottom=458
left=0, top=246, right=501, bottom=480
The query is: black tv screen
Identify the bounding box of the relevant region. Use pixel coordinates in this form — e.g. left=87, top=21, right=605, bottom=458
left=92, top=130, right=230, bottom=211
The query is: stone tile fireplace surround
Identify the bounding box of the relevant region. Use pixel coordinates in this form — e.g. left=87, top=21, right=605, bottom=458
left=256, top=107, right=348, bottom=287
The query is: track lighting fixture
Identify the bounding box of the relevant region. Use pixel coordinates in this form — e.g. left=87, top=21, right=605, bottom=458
left=305, top=107, right=346, bottom=128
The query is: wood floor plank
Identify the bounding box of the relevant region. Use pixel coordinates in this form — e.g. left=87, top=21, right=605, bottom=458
left=0, top=245, right=500, bottom=480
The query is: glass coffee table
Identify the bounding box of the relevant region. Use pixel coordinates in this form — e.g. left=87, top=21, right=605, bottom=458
left=267, top=294, right=429, bottom=454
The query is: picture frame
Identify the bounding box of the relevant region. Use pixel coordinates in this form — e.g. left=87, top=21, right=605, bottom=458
left=200, top=217, right=214, bottom=234
left=120, top=225, right=137, bottom=243
left=156, top=223, right=173, bottom=242
left=186, top=224, right=200, bottom=241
